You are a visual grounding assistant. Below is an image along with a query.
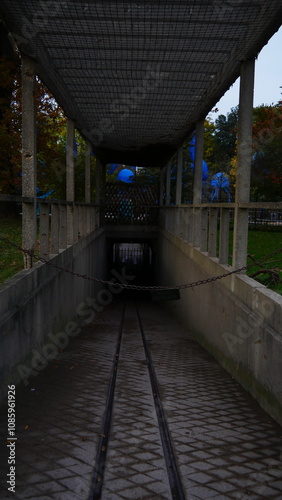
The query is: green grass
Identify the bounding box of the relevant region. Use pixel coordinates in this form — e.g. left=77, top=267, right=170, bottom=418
left=0, top=215, right=24, bottom=283
left=0, top=216, right=281, bottom=295
left=247, top=229, right=282, bottom=294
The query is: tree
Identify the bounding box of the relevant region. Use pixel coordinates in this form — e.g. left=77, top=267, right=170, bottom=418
left=0, top=52, right=70, bottom=200
left=251, top=102, right=282, bottom=201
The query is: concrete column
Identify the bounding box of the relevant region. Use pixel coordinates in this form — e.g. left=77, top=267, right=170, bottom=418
left=22, top=57, right=37, bottom=268
left=233, top=58, right=255, bottom=269
left=85, top=142, right=91, bottom=203
left=192, top=120, right=205, bottom=247
left=176, top=146, right=183, bottom=205
left=166, top=160, right=171, bottom=206
left=66, top=118, right=75, bottom=245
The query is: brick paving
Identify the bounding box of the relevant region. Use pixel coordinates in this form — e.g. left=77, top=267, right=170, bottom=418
left=0, top=298, right=282, bottom=499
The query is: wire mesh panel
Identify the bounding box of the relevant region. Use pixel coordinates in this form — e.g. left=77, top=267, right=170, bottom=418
left=1, top=0, right=281, bottom=167
left=105, top=182, right=159, bottom=224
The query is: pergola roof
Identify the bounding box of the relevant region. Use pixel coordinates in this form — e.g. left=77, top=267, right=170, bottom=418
left=1, top=0, right=281, bottom=167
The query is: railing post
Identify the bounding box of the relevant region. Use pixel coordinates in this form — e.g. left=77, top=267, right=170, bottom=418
left=59, top=204, right=67, bottom=249
left=233, top=58, right=255, bottom=270
left=39, top=202, right=49, bottom=259
left=51, top=203, right=59, bottom=254
left=208, top=208, right=217, bottom=257
left=66, top=118, right=75, bottom=245
left=219, top=208, right=230, bottom=264
left=73, top=204, right=79, bottom=242
left=22, top=57, right=37, bottom=268
left=200, top=207, right=208, bottom=252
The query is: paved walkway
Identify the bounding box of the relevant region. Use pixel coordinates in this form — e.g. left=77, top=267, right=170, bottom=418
left=0, top=298, right=282, bottom=499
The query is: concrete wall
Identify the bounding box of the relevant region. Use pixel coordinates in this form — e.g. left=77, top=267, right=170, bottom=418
left=0, top=228, right=106, bottom=401
left=157, top=229, right=282, bottom=426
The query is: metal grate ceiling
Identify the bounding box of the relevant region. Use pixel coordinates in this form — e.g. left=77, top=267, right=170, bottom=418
left=0, top=0, right=281, bottom=167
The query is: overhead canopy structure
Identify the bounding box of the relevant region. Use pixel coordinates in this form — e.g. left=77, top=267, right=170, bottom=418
left=0, top=0, right=281, bottom=167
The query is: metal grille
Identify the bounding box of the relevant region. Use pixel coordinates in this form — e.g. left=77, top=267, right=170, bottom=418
left=1, top=0, right=281, bottom=167
left=105, top=182, right=159, bottom=224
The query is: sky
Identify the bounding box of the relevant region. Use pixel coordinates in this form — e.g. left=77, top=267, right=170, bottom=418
left=209, top=25, right=282, bottom=120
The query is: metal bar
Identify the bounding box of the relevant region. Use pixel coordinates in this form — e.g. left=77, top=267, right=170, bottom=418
left=21, top=57, right=37, bottom=268
left=136, top=305, right=185, bottom=500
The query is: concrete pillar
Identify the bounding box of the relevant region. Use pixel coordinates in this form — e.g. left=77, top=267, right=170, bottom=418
left=66, top=118, right=75, bottom=245
left=176, top=146, right=183, bottom=205
left=233, top=58, right=255, bottom=269
left=166, top=160, right=171, bottom=206
left=22, top=57, right=37, bottom=268
left=192, top=120, right=205, bottom=247
left=85, top=142, right=91, bottom=203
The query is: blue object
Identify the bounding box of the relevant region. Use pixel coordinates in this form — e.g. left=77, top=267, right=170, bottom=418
left=108, top=163, right=119, bottom=174
left=210, top=173, right=231, bottom=202
left=117, top=169, right=135, bottom=183
left=189, top=134, right=231, bottom=202
left=189, top=135, right=209, bottom=182
left=38, top=189, right=54, bottom=199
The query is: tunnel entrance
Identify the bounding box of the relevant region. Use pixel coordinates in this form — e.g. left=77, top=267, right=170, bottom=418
left=107, top=239, right=155, bottom=289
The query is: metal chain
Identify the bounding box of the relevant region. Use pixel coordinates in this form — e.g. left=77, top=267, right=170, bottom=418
left=0, top=234, right=281, bottom=291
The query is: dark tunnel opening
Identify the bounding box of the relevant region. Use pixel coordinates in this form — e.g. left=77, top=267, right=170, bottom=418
left=106, top=239, right=156, bottom=299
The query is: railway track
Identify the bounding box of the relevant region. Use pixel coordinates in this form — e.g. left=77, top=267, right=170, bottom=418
left=90, top=300, right=185, bottom=500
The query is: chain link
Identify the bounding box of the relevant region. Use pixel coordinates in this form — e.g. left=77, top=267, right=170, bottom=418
left=0, top=234, right=281, bottom=291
